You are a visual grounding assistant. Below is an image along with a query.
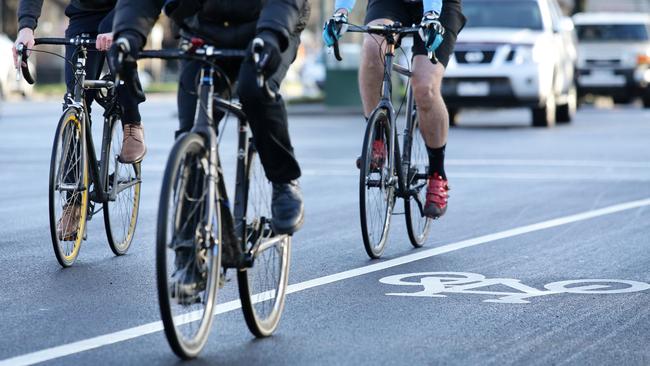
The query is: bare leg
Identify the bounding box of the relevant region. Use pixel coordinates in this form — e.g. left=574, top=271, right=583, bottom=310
left=411, top=55, right=448, bottom=148
left=359, top=19, right=394, bottom=117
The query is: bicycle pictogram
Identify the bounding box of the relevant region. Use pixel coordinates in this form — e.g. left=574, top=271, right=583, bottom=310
left=379, top=272, right=650, bottom=304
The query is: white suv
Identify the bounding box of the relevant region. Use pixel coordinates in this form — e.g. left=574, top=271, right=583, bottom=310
left=443, top=0, right=577, bottom=127
left=573, top=13, right=650, bottom=107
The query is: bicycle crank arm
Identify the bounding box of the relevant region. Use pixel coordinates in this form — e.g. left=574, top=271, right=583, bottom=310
left=250, top=234, right=289, bottom=259
left=56, top=183, right=87, bottom=192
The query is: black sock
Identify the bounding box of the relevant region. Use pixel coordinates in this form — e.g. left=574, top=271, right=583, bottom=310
left=426, top=144, right=446, bottom=179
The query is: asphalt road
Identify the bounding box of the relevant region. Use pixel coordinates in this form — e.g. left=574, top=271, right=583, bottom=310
left=0, top=98, right=649, bottom=365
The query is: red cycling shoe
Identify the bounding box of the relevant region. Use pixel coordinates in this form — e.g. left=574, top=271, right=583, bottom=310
left=356, top=140, right=387, bottom=171
left=423, top=173, right=449, bottom=219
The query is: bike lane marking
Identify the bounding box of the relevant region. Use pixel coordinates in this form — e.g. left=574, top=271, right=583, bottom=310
left=2, top=197, right=650, bottom=366
left=378, top=272, right=650, bottom=304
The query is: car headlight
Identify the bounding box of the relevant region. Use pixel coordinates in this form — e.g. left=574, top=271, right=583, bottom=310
left=514, top=45, right=542, bottom=65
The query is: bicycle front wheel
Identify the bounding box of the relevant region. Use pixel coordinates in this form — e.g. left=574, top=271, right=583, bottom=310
left=104, top=116, right=141, bottom=255
left=48, top=109, right=89, bottom=267
left=404, top=110, right=432, bottom=247
left=359, top=108, right=395, bottom=259
left=238, top=145, right=291, bottom=337
left=156, top=133, right=221, bottom=359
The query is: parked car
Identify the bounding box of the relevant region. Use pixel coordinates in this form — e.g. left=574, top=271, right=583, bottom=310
left=0, top=33, right=34, bottom=100
left=573, top=13, right=650, bottom=107
left=443, top=0, right=578, bottom=127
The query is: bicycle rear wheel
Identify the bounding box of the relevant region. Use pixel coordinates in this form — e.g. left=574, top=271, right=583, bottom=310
left=156, top=133, right=221, bottom=359
left=404, top=109, right=432, bottom=247
left=49, top=109, right=89, bottom=267
left=359, top=108, right=395, bottom=259
left=104, top=116, right=141, bottom=255
left=238, top=145, right=291, bottom=337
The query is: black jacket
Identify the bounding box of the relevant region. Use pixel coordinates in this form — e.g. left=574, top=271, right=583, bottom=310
left=113, top=0, right=310, bottom=51
left=17, top=0, right=116, bottom=30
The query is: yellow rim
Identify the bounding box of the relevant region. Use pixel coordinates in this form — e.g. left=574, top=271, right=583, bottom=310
left=119, top=175, right=141, bottom=249
left=60, top=115, right=88, bottom=263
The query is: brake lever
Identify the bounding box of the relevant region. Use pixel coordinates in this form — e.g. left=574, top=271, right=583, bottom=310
left=428, top=50, right=439, bottom=65
left=333, top=39, right=343, bottom=61
left=15, top=44, right=24, bottom=82
left=16, top=43, right=35, bottom=84
left=113, top=38, right=130, bottom=88
left=251, top=38, right=277, bottom=100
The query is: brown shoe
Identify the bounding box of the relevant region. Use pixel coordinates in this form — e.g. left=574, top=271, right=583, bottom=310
left=57, top=204, right=81, bottom=241
left=119, top=124, right=146, bottom=163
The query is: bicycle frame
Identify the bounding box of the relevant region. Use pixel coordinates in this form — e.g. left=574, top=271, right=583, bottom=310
left=371, top=32, right=422, bottom=203
left=58, top=38, right=137, bottom=205
left=189, top=60, right=258, bottom=268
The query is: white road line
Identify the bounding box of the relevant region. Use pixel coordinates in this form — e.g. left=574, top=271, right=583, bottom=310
left=2, top=197, right=650, bottom=366
left=298, top=170, right=650, bottom=182
left=298, top=158, right=650, bottom=169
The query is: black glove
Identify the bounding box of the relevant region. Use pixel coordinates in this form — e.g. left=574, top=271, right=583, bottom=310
left=252, top=30, right=282, bottom=79
left=108, top=30, right=144, bottom=75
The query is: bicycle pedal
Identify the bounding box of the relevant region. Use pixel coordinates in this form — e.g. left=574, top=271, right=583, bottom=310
left=392, top=212, right=405, bottom=215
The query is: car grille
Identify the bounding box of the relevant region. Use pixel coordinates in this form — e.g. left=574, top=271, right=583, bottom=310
left=455, top=50, right=496, bottom=64
left=442, top=77, right=513, bottom=95
left=585, top=59, right=621, bottom=67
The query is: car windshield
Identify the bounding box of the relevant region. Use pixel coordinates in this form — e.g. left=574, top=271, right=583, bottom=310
left=464, top=1, right=543, bottom=31
left=576, top=24, right=649, bottom=42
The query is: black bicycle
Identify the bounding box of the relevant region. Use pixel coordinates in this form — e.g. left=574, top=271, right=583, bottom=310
left=132, top=38, right=290, bottom=359
left=333, top=24, right=433, bottom=258
left=17, top=35, right=141, bottom=267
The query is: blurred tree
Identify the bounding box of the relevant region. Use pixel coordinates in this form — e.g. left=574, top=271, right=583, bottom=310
left=573, top=0, right=587, bottom=13
left=2, top=0, right=67, bottom=36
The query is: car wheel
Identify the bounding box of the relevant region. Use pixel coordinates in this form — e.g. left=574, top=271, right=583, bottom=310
left=556, top=85, right=577, bottom=124
left=642, top=93, right=650, bottom=109
left=449, top=108, right=459, bottom=127
left=532, top=93, right=556, bottom=128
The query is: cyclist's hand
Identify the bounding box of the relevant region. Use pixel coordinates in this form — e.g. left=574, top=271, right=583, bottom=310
left=419, top=12, right=445, bottom=61
left=252, top=30, right=282, bottom=78
left=96, top=32, right=114, bottom=51
left=322, top=10, right=349, bottom=47
left=13, top=28, right=35, bottom=68
left=108, top=31, right=143, bottom=75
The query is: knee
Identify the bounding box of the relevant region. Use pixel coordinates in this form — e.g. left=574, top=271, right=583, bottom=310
left=412, top=75, right=443, bottom=108
left=412, top=81, right=437, bottom=109
left=361, top=37, right=385, bottom=73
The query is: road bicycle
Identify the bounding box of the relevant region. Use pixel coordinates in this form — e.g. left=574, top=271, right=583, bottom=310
left=16, top=35, right=141, bottom=267
left=130, top=37, right=290, bottom=359
left=333, top=23, right=434, bottom=258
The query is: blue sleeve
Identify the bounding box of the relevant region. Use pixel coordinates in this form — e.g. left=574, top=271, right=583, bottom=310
left=423, top=0, right=443, bottom=15
left=334, top=0, right=356, bottom=12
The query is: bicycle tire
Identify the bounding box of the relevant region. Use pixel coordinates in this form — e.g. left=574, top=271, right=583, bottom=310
left=404, top=107, right=432, bottom=247
left=48, top=108, right=89, bottom=267
left=104, top=116, right=141, bottom=255
left=156, top=133, right=221, bottom=359
left=359, top=108, right=395, bottom=259
left=238, top=146, right=291, bottom=337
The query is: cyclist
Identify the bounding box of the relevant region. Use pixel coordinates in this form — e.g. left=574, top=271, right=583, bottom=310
left=110, top=0, right=308, bottom=296
left=323, top=0, right=466, bottom=219
left=13, top=0, right=147, bottom=240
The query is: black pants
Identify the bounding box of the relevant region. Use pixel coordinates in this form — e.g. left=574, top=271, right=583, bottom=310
left=177, top=35, right=301, bottom=183
left=64, top=5, right=145, bottom=124
left=365, top=0, right=467, bottom=67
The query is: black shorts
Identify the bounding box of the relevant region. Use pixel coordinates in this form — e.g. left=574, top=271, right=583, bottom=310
left=365, top=0, right=466, bottom=67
